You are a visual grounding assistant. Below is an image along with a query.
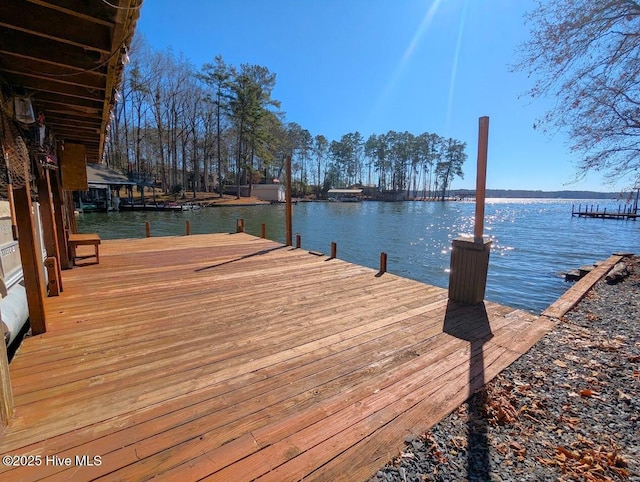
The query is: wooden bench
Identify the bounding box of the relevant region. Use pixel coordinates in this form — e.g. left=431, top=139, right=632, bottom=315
left=68, top=233, right=101, bottom=265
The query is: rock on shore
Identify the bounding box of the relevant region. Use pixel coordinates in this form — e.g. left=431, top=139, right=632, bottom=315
left=372, top=256, right=639, bottom=482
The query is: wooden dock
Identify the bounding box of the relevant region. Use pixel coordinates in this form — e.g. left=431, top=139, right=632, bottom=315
left=572, top=203, right=638, bottom=220
left=0, top=233, right=561, bottom=481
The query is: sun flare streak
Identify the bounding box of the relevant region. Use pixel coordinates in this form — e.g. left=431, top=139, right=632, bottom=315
left=370, top=1, right=445, bottom=122
left=445, top=0, right=469, bottom=134
left=401, top=0, right=444, bottom=64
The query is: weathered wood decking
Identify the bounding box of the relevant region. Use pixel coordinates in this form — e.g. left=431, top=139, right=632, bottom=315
left=1, top=233, right=558, bottom=481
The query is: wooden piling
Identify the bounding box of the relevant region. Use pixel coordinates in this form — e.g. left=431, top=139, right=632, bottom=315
left=13, top=185, right=47, bottom=334
left=0, top=325, right=13, bottom=428
left=44, top=257, right=60, bottom=296
left=261, top=223, right=266, bottom=239
left=7, top=184, right=17, bottom=240
left=236, top=218, right=245, bottom=233
left=296, top=233, right=301, bottom=249
left=285, top=154, right=293, bottom=246
left=380, top=252, right=387, bottom=274
left=474, top=116, right=489, bottom=242
left=330, top=242, right=337, bottom=259
left=448, top=116, right=492, bottom=305
left=186, top=220, right=191, bottom=236
left=145, top=221, right=151, bottom=238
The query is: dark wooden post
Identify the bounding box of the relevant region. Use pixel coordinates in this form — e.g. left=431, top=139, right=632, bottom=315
left=6, top=185, right=17, bottom=240
left=261, top=223, right=266, bottom=239
left=13, top=186, right=47, bottom=334
left=49, top=170, right=71, bottom=269
left=44, top=257, right=60, bottom=296
left=0, top=319, right=13, bottom=428
left=185, top=220, right=191, bottom=235
left=145, top=221, right=151, bottom=238
left=37, top=170, right=63, bottom=291
left=295, top=233, right=301, bottom=248
left=448, top=116, right=492, bottom=305
left=285, top=154, right=293, bottom=246
left=330, top=242, right=337, bottom=259
left=380, top=252, right=387, bottom=274
left=236, top=218, right=244, bottom=233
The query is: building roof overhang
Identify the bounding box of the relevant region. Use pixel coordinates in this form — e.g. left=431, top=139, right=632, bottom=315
left=0, top=0, right=141, bottom=163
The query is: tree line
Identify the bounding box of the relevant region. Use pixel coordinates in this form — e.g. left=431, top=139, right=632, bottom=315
left=105, top=37, right=467, bottom=200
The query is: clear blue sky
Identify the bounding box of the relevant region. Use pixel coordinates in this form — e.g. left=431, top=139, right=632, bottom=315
left=136, top=0, right=631, bottom=193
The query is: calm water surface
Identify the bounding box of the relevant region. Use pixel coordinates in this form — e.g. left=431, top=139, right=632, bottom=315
left=78, top=199, right=638, bottom=313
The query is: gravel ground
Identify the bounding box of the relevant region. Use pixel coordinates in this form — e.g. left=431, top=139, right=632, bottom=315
left=371, top=256, right=639, bottom=482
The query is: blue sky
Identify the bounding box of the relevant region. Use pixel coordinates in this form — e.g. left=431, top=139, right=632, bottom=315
left=136, top=0, right=631, bottom=192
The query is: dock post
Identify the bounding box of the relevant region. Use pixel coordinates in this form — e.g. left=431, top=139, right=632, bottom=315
left=145, top=221, right=151, bottom=238
left=330, top=242, right=337, bottom=259
left=448, top=116, right=492, bottom=305
left=296, top=233, right=301, bottom=248
left=380, top=252, right=387, bottom=274
left=285, top=154, right=293, bottom=246
left=44, top=257, right=60, bottom=296
left=0, top=315, right=13, bottom=429
left=261, top=223, right=266, bottom=239
left=236, top=218, right=244, bottom=233
left=185, top=220, right=191, bottom=236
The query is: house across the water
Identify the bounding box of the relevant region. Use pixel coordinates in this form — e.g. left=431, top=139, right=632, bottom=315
left=327, top=188, right=363, bottom=202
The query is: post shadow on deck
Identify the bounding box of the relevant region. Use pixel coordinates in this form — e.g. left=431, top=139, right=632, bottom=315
left=444, top=116, right=493, bottom=479
left=443, top=300, right=494, bottom=479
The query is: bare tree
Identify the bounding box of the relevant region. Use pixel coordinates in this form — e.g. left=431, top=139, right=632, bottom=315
left=515, top=0, right=640, bottom=186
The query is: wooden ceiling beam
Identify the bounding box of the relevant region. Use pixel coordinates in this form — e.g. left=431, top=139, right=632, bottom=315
left=0, top=3, right=112, bottom=54
left=31, top=92, right=103, bottom=112
left=50, top=121, right=102, bottom=133
left=43, top=112, right=102, bottom=127
left=0, top=52, right=106, bottom=85
left=3, top=74, right=105, bottom=103
left=26, top=0, right=115, bottom=27
left=1, top=67, right=106, bottom=92
left=0, top=28, right=107, bottom=73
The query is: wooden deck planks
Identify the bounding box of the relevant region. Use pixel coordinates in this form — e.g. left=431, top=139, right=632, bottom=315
left=541, top=254, right=623, bottom=319
left=0, top=233, right=557, bottom=481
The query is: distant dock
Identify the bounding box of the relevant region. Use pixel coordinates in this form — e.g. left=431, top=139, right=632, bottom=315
left=572, top=203, right=638, bottom=220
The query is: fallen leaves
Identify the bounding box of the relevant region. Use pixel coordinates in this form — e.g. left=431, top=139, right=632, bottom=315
left=537, top=440, right=629, bottom=481
left=554, top=359, right=569, bottom=368
left=579, top=388, right=597, bottom=398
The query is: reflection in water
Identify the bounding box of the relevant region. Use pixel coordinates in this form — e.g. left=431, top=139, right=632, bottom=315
left=78, top=199, right=638, bottom=313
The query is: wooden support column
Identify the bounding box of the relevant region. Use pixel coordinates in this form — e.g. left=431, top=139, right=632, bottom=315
left=37, top=170, right=63, bottom=291
left=474, top=116, right=489, bottom=242
left=7, top=185, right=17, bottom=240
left=0, top=309, right=13, bottom=429
left=236, top=218, right=244, bottom=233
left=44, top=257, right=60, bottom=296
left=13, top=186, right=47, bottom=334
left=448, top=116, right=492, bottom=305
left=285, top=154, right=292, bottom=246
left=49, top=170, right=71, bottom=270
left=64, top=191, right=78, bottom=234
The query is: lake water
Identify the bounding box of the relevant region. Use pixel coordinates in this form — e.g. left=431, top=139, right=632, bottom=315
left=77, top=199, right=638, bottom=313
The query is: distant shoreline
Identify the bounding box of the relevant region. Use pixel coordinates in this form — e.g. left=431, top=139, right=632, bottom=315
left=454, top=189, right=635, bottom=200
